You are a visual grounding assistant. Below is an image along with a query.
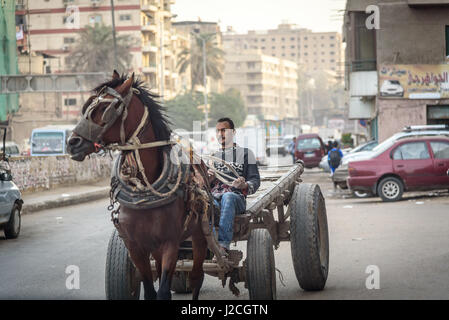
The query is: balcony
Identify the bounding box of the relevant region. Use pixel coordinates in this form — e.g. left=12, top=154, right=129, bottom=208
left=141, top=1, right=158, bottom=12
left=349, top=71, right=378, bottom=97
left=142, top=42, right=158, bottom=53
left=142, top=64, right=157, bottom=74
left=346, top=60, right=377, bottom=72
left=141, top=25, right=157, bottom=33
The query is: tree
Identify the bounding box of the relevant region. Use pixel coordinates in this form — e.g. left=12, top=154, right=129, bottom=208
left=164, top=92, right=204, bottom=131
left=68, top=23, right=137, bottom=73
left=209, top=88, right=247, bottom=128
left=177, top=33, right=225, bottom=90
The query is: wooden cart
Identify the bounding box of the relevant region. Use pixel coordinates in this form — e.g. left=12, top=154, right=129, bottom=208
left=105, top=161, right=329, bottom=300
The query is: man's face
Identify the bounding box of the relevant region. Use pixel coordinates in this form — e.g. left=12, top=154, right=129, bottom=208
left=216, top=121, right=235, bottom=147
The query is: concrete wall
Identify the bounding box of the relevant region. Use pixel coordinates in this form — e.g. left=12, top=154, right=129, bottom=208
left=9, top=155, right=113, bottom=193
left=377, top=98, right=449, bottom=142
left=378, top=3, right=449, bottom=64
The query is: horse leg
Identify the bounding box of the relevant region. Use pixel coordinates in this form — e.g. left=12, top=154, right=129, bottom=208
left=126, top=246, right=157, bottom=300
left=190, top=229, right=208, bottom=300
left=157, top=243, right=179, bottom=300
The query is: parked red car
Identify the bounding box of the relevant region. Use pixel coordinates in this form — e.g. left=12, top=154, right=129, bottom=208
left=347, top=136, right=449, bottom=202
left=294, top=134, right=326, bottom=168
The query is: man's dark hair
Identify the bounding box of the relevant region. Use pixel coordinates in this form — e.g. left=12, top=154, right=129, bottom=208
left=333, top=141, right=339, bottom=148
left=217, top=117, right=235, bottom=129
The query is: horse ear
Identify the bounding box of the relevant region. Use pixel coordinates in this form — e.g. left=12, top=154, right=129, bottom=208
left=119, top=73, right=134, bottom=95
left=112, top=70, right=120, bottom=79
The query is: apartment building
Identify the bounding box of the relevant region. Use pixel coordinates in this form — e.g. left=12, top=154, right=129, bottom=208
left=15, top=0, right=181, bottom=99
left=224, top=23, right=344, bottom=80
left=344, top=0, right=449, bottom=141
left=224, top=53, right=298, bottom=120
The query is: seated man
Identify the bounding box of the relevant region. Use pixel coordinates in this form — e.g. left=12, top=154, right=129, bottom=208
left=207, top=117, right=260, bottom=255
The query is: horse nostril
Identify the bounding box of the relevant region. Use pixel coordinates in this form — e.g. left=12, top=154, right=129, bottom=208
left=69, top=136, right=83, bottom=148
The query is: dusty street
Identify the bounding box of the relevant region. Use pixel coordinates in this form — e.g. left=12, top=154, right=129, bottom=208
left=1, top=155, right=448, bottom=299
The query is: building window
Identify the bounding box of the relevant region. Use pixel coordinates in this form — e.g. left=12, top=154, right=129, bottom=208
left=119, top=14, right=131, bottom=21
left=304, top=45, right=308, bottom=48
left=330, top=44, right=335, bottom=47
left=64, top=98, right=77, bottom=106
left=291, top=45, right=295, bottom=49
left=330, top=35, right=335, bottom=39
left=89, top=15, right=102, bottom=25
left=64, top=37, right=75, bottom=44
left=304, top=37, right=308, bottom=40
left=281, top=37, right=285, bottom=41
left=272, top=38, right=275, bottom=41
left=330, top=51, right=335, bottom=55
left=261, top=46, right=265, bottom=50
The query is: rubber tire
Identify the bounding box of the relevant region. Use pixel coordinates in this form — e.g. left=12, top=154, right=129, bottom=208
left=4, top=204, right=21, bottom=239
left=105, top=229, right=141, bottom=300
left=290, top=183, right=329, bottom=291
left=246, top=228, right=276, bottom=300
left=171, top=271, right=192, bottom=294
left=377, top=177, right=404, bottom=202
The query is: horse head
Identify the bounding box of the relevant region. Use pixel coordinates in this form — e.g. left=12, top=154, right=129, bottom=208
left=67, top=71, right=146, bottom=161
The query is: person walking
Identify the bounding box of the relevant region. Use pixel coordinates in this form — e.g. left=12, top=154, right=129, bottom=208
left=288, top=137, right=297, bottom=164
left=328, top=141, right=343, bottom=177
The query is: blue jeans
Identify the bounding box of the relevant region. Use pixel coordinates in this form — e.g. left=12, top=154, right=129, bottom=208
left=213, top=192, right=246, bottom=250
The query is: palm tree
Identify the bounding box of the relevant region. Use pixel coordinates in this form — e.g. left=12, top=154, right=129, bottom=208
left=68, top=23, right=136, bottom=73
left=177, top=33, right=225, bottom=90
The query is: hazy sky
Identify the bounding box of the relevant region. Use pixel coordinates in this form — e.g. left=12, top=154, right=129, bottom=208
left=171, top=0, right=346, bottom=34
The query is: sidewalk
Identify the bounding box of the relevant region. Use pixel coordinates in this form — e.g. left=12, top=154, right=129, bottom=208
left=21, top=180, right=110, bottom=214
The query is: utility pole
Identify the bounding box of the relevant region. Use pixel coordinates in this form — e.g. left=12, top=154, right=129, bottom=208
left=26, top=0, right=31, bottom=74
left=110, top=0, right=118, bottom=71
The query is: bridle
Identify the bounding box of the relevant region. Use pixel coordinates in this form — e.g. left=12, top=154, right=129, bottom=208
left=73, top=86, right=175, bottom=152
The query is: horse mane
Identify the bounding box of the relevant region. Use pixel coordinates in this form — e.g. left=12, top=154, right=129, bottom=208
left=94, top=74, right=172, bottom=141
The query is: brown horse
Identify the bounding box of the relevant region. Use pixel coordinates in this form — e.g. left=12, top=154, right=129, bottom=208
left=67, top=71, right=213, bottom=300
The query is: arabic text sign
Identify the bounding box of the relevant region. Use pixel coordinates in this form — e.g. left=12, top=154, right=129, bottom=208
left=379, top=65, right=449, bottom=99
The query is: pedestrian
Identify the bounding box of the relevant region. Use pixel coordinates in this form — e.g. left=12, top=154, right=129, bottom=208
left=328, top=141, right=343, bottom=177
left=288, top=137, right=297, bottom=164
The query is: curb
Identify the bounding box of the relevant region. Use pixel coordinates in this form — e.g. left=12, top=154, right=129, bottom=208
left=22, top=187, right=110, bottom=215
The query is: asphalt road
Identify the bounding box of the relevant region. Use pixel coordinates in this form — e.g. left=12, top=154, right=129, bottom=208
left=1, top=155, right=449, bottom=300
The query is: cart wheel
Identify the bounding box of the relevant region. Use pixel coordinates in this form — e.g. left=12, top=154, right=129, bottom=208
left=246, top=228, right=276, bottom=300
left=105, top=229, right=141, bottom=300
left=290, top=183, right=329, bottom=291
left=171, top=271, right=192, bottom=293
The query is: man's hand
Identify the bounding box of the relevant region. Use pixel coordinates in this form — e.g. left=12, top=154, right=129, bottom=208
left=207, top=169, right=216, bottom=184
left=232, top=177, right=248, bottom=190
